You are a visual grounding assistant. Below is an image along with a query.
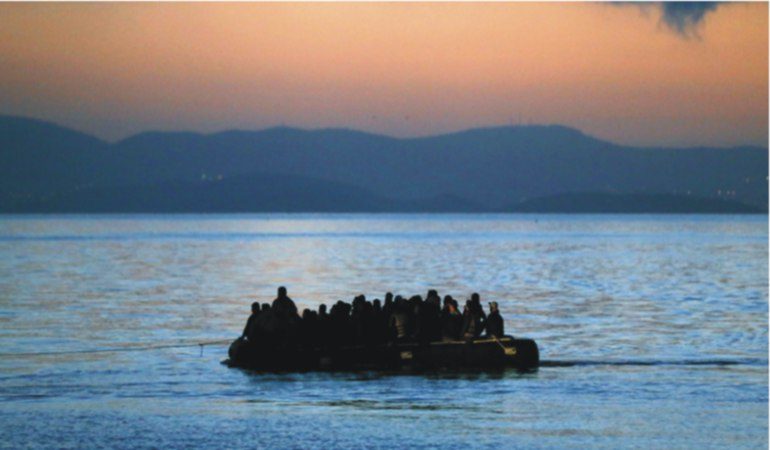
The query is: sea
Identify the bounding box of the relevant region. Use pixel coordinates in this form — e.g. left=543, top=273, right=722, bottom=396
left=0, top=214, right=766, bottom=449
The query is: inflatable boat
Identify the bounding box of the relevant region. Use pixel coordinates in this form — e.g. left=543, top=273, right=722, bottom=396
left=225, top=335, right=539, bottom=371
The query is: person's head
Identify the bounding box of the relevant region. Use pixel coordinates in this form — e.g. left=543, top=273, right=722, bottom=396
left=471, top=293, right=480, bottom=303
left=261, top=303, right=271, bottom=311
left=448, top=302, right=458, bottom=314
left=319, top=304, right=327, bottom=314
left=489, top=302, right=499, bottom=313
left=427, top=289, right=438, bottom=299
left=302, top=309, right=311, bottom=319
left=251, top=302, right=260, bottom=314
left=443, top=295, right=453, bottom=306
left=385, top=292, right=393, bottom=302
left=278, top=286, right=287, bottom=297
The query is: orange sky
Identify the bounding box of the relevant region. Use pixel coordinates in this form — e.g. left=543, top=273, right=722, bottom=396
left=0, top=2, right=767, bottom=147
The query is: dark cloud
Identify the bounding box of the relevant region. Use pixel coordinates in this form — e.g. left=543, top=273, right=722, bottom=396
left=660, top=2, right=720, bottom=37
left=612, top=2, right=722, bottom=38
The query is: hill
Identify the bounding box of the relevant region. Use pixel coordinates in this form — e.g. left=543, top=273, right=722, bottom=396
left=0, top=115, right=766, bottom=213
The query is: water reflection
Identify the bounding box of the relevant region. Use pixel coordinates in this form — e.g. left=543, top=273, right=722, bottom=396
left=0, top=214, right=766, bottom=448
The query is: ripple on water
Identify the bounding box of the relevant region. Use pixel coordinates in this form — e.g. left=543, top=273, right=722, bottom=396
left=0, top=214, right=766, bottom=448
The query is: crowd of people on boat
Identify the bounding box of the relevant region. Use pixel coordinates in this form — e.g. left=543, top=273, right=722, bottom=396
left=240, top=287, right=506, bottom=350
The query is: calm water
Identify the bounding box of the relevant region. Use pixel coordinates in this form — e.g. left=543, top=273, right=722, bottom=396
left=0, top=214, right=766, bottom=449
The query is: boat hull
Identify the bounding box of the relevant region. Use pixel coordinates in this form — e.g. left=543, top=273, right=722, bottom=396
left=225, top=335, right=539, bottom=371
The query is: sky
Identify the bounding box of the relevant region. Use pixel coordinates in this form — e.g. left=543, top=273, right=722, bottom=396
left=0, top=2, right=767, bottom=147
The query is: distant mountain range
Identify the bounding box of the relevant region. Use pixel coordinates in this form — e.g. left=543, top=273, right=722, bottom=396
left=0, top=115, right=766, bottom=213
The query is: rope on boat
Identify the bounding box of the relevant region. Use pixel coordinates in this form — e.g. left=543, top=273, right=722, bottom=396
left=2, top=337, right=511, bottom=358
left=0, top=339, right=234, bottom=358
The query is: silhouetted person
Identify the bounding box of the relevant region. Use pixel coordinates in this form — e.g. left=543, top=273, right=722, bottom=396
left=462, top=293, right=486, bottom=340
left=351, top=295, right=368, bottom=345
left=442, top=295, right=453, bottom=312
left=315, top=303, right=330, bottom=349
left=372, top=299, right=388, bottom=345
left=253, top=302, right=280, bottom=348
left=389, top=298, right=411, bottom=342
left=441, top=298, right=463, bottom=341
left=242, top=302, right=261, bottom=341
left=485, top=302, right=504, bottom=338
left=318, top=303, right=328, bottom=319
left=259, top=287, right=299, bottom=349
left=383, top=294, right=394, bottom=325
left=409, top=295, right=425, bottom=340
left=300, top=309, right=319, bottom=349
left=330, top=300, right=353, bottom=348
left=272, top=286, right=298, bottom=319
left=422, top=294, right=442, bottom=342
